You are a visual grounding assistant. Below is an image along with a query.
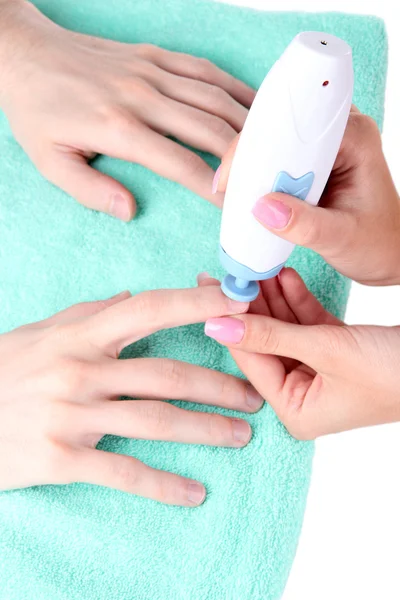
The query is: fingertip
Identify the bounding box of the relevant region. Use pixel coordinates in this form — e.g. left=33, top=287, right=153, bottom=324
left=232, top=418, right=252, bottom=447
left=278, top=267, right=302, bottom=287
left=196, top=271, right=212, bottom=285
left=245, top=384, right=264, bottom=412
left=107, top=290, right=132, bottom=304
left=212, top=165, right=221, bottom=194
left=109, top=190, right=136, bottom=222
left=186, top=481, right=207, bottom=507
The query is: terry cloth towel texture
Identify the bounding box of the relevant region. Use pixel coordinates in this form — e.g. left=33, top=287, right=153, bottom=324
left=0, top=1, right=387, bottom=599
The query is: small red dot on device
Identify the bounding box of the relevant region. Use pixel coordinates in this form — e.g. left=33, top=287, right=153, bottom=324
left=323, top=80, right=329, bottom=86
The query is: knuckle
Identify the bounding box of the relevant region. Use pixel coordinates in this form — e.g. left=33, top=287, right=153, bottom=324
left=99, top=105, right=140, bottom=133
left=218, top=376, right=241, bottom=406
left=128, top=77, right=159, bottom=102
left=41, top=441, right=73, bottom=482
left=316, top=324, right=355, bottom=361
left=178, top=149, right=204, bottom=178
left=153, top=477, right=172, bottom=504
left=205, top=84, right=228, bottom=106
left=114, top=459, right=140, bottom=491
left=298, top=213, right=320, bottom=248
left=157, top=360, right=187, bottom=394
left=204, top=413, right=229, bottom=444
left=52, top=356, right=91, bottom=397
left=131, top=290, right=164, bottom=326
left=135, top=43, right=159, bottom=61
left=194, top=57, right=215, bottom=79
left=256, top=323, right=280, bottom=355
left=203, top=114, right=232, bottom=138
left=142, top=401, right=173, bottom=436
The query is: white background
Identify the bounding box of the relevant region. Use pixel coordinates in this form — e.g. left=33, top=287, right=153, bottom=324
left=220, top=1, right=400, bottom=598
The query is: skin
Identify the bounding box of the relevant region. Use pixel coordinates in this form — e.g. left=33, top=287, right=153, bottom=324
left=0, top=0, right=255, bottom=219
left=201, top=269, right=400, bottom=440
left=203, top=106, right=400, bottom=438
left=214, top=106, right=400, bottom=286
left=0, top=286, right=265, bottom=505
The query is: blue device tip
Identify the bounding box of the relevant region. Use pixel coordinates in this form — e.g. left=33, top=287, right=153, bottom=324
left=221, top=275, right=260, bottom=302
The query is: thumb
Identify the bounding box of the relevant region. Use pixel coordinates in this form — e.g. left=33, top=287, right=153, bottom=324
left=205, top=312, right=341, bottom=370
left=251, top=192, right=354, bottom=254
left=40, top=149, right=136, bottom=221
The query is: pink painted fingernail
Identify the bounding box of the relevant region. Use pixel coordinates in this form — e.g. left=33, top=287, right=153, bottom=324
left=205, top=317, right=245, bottom=344
left=110, top=193, right=131, bottom=221
left=196, top=272, right=211, bottom=284
left=187, top=482, right=206, bottom=506
left=252, top=197, right=291, bottom=229
left=212, top=165, right=221, bottom=194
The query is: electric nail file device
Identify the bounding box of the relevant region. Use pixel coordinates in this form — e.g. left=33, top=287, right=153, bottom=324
left=219, top=31, right=353, bottom=301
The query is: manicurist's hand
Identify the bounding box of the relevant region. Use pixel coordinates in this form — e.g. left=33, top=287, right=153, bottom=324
left=198, top=270, right=400, bottom=439
left=213, top=106, right=400, bottom=286
left=0, top=1, right=255, bottom=219
left=0, top=286, right=261, bottom=505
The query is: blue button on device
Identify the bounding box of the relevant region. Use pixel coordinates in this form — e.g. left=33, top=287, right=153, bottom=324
left=272, top=171, right=315, bottom=200
left=219, top=171, right=315, bottom=303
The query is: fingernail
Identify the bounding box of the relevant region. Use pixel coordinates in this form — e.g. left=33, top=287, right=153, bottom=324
left=246, top=385, right=264, bottom=411
left=196, top=272, right=211, bottom=284
left=212, top=165, right=221, bottom=194
left=232, top=419, right=251, bottom=444
left=110, top=193, right=131, bottom=221
left=227, top=299, right=249, bottom=313
left=205, top=317, right=245, bottom=344
left=109, top=290, right=131, bottom=300
left=252, top=197, right=291, bottom=229
left=187, top=482, right=206, bottom=506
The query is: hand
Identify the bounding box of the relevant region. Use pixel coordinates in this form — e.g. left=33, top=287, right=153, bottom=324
left=0, top=285, right=261, bottom=505
left=0, top=1, right=255, bottom=219
left=198, top=270, right=400, bottom=439
left=213, top=106, right=400, bottom=286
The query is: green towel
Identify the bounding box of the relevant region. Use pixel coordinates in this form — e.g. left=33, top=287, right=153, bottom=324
left=0, top=1, right=387, bottom=598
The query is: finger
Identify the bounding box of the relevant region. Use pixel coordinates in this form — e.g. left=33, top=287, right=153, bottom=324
left=92, top=400, right=252, bottom=448
left=146, top=96, right=237, bottom=158
left=196, top=272, right=271, bottom=318
left=41, top=149, right=136, bottom=221
left=76, top=449, right=206, bottom=506
left=212, top=134, right=240, bottom=194
left=232, top=349, right=317, bottom=440
left=95, top=121, right=225, bottom=206
left=260, top=276, right=298, bottom=324
left=98, top=357, right=263, bottom=413
left=231, top=349, right=286, bottom=413
left=278, top=268, right=343, bottom=326
left=152, top=49, right=256, bottom=107
left=86, top=286, right=249, bottom=355
left=153, top=70, right=248, bottom=131
left=27, top=291, right=131, bottom=329
left=196, top=272, right=219, bottom=286
left=204, top=313, right=329, bottom=367
left=251, top=191, right=356, bottom=256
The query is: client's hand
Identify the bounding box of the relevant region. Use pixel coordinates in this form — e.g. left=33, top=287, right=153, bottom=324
left=0, top=1, right=255, bottom=219
left=213, top=106, right=400, bottom=286
left=199, top=270, right=400, bottom=439
left=0, top=286, right=260, bottom=505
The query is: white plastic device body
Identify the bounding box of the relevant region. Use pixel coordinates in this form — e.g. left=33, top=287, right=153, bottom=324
left=219, top=31, right=353, bottom=301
